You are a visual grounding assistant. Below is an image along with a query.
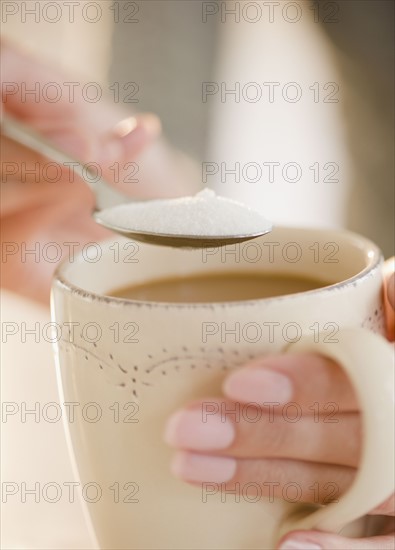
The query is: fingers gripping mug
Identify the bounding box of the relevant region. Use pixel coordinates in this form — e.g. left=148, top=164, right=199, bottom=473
left=51, top=227, right=394, bottom=549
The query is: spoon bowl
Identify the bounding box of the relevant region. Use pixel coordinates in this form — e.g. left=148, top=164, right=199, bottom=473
left=93, top=211, right=270, bottom=248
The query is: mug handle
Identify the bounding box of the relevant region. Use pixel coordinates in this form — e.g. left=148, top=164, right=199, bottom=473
left=276, top=328, right=394, bottom=540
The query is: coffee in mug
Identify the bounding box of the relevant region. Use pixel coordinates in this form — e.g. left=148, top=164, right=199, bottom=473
left=108, top=272, right=328, bottom=302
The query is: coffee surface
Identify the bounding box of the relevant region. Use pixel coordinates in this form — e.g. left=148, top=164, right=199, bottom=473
left=108, top=272, right=327, bottom=303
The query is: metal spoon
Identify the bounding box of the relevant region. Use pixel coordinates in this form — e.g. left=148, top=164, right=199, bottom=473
left=1, top=114, right=272, bottom=248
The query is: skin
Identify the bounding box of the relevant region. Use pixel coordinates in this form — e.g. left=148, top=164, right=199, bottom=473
left=1, top=43, right=394, bottom=550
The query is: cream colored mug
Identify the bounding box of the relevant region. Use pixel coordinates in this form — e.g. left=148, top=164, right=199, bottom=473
left=51, top=227, right=394, bottom=549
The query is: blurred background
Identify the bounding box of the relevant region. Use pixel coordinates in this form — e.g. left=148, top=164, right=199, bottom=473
left=2, top=0, right=394, bottom=244
left=1, top=1, right=394, bottom=548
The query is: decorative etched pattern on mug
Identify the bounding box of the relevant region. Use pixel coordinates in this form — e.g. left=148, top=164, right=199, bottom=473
left=57, top=298, right=385, bottom=402
left=57, top=339, right=254, bottom=401
left=361, top=304, right=385, bottom=333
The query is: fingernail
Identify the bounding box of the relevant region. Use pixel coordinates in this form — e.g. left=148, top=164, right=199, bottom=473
left=279, top=540, right=322, bottom=550
left=164, top=409, right=235, bottom=450
left=113, top=116, right=138, bottom=138
left=224, top=366, right=293, bottom=404
left=136, top=113, right=162, bottom=138
left=99, top=117, right=137, bottom=164
left=113, top=113, right=161, bottom=139
left=100, top=114, right=162, bottom=165
left=171, top=452, right=236, bottom=483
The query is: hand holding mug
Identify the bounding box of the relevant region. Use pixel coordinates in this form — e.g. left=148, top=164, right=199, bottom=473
left=165, top=264, right=395, bottom=550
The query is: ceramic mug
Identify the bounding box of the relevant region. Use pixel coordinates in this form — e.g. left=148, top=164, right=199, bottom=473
left=51, top=227, right=394, bottom=549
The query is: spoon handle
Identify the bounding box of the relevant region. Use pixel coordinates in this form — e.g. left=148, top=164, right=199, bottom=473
left=1, top=113, right=129, bottom=210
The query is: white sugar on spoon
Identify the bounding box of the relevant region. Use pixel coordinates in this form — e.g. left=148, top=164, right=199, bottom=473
left=94, top=188, right=272, bottom=248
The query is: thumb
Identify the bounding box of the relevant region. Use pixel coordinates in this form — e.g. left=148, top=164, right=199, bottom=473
left=41, top=113, right=161, bottom=167
left=383, top=258, right=395, bottom=341
left=278, top=530, right=395, bottom=549
left=40, top=124, right=97, bottom=162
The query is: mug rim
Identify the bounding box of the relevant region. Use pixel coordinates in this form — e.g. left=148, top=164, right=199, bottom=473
left=52, top=227, right=383, bottom=309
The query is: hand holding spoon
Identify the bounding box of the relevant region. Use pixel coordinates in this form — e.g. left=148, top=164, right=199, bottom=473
left=1, top=114, right=272, bottom=248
